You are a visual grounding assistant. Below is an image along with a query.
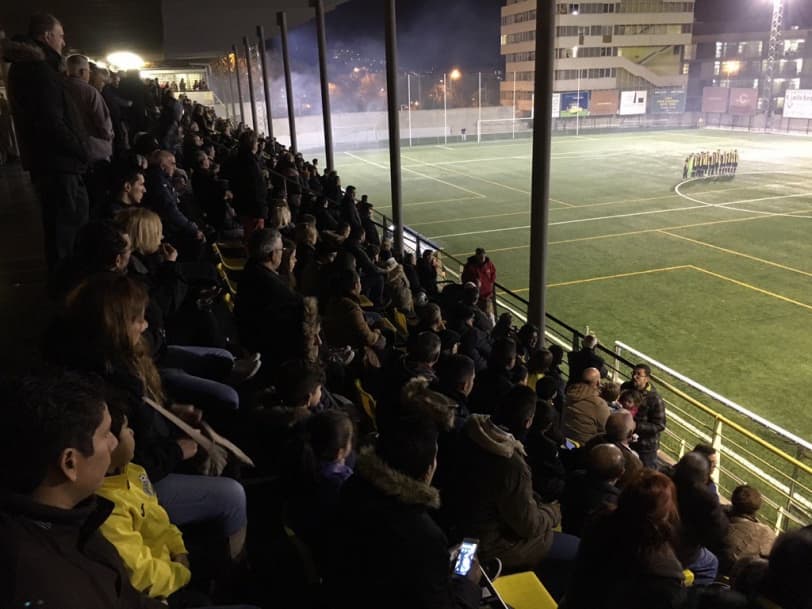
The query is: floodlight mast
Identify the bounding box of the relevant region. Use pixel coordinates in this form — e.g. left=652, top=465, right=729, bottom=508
left=764, top=0, right=784, bottom=116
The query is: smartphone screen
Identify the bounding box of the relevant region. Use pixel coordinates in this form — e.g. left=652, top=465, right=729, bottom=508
left=453, top=538, right=478, bottom=577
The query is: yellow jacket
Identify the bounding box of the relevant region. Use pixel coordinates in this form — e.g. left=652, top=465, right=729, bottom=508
left=96, top=463, right=191, bottom=598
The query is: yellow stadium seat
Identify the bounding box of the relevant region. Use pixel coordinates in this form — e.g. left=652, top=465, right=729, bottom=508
left=391, top=308, right=409, bottom=337
left=683, top=569, right=695, bottom=587
left=212, top=242, right=247, bottom=272
left=216, top=263, right=238, bottom=295
left=492, top=572, right=557, bottom=609
left=354, top=378, right=377, bottom=430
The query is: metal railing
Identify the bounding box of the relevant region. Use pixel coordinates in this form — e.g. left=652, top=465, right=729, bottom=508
left=266, top=157, right=811, bottom=533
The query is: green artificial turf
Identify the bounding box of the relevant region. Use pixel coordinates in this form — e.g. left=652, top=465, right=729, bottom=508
left=338, top=129, right=812, bottom=446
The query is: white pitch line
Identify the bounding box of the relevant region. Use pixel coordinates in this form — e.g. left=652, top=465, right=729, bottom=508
left=343, top=151, right=487, bottom=200
left=435, top=145, right=455, bottom=151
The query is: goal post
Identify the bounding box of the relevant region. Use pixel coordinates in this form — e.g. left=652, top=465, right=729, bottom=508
left=476, top=117, right=534, bottom=143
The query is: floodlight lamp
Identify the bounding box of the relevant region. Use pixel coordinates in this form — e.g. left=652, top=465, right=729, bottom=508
left=450, top=68, right=462, bottom=80
left=106, top=51, right=145, bottom=71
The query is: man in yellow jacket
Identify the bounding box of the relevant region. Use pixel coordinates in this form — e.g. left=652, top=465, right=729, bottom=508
left=96, top=408, right=191, bottom=600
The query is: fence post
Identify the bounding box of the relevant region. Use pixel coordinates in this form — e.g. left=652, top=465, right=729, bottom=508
left=783, top=445, right=803, bottom=526
left=775, top=507, right=785, bottom=534
left=679, top=438, right=687, bottom=459
left=613, top=343, right=622, bottom=383
left=710, top=417, right=723, bottom=487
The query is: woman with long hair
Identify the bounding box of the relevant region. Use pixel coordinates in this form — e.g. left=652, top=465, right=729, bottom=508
left=561, top=469, right=686, bottom=609
left=42, top=273, right=248, bottom=561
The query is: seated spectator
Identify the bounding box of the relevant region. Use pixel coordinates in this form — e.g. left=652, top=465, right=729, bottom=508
left=752, top=526, right=812, bottom=609
left=672, top=452, right=728, bottom=584
left=526, top=348, right=553, bottom=392
left=445, top=385, right=578, bottom=600
left=190, top=150, right=234, bottom=237
left=561, top=444, right=624, bottom=536
left=514, top=323, right=540, bottom=365
left=417, top=249, right=440, bottom=297
left=402, top=251, right=422, bottom=295
left=322, top=268, right=385, bottom=353
left=452, top=304, right=491, bottom=373
left=435, top=353, right=476, bottom=422
left=379, top=331, right=442, bottom=416
left=524, top=399, right=567, bottom=502
left=326, top=415, right=481, bottom=609
left=720, top=485, right=775, bottom=575
left=561, top=470, right=686, bottom=609
left=0, top=371, right=164, bottom=609
left=694, top=442, right=719, bottom=495
left=584, top=410, right=643, bottom=490
left=382, top=256, right=414, bottom=313
left=143, top=150, right=204, bottom=260
left=468, top=337, right=517, bottom=414
left=567, top=334, right=607, bottom=381
left=235, top=228, right=317, bottom=372
left=562, top=367, right=611, bottom=445
left=621, top=364, right=666, bottom=468
left=358, top=197, right=380, bottom=246
left=41, top=274, right=248, bottom=565
left=96, top=404, right=193, bottom=601
left=106, top=166, right=146, bottom=218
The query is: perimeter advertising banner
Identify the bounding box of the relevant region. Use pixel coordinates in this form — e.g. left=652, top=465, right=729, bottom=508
left=552, top=93, right=561, bottom=118
left=650, top=88, right=686, bottom=114
left=701, top=87, right=730, bottom=113
left=784, top=89, right=812, bottom=119
left=559, top=91, right=590, bottom=117
left=619, top=90, right=647, bottom=115
left=728, top=88, right=758, bottom=115
left=589, top=89, right=620, bottom=116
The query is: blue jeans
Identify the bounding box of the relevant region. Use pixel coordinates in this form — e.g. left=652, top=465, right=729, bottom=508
left=160, top=345, right=240, bottom=412
left=686, top=547, right=719, bottom=585
left=154, top=473, right=247, bottom=536
left=537, top=532, right=580, bottom=601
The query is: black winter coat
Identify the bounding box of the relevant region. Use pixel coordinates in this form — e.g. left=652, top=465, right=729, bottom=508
left=5, top=38, right=88, bottom=175
left=621, top=381, right=667, bottom=456
left=326, top=448, right=480, bottom=609
left=0, top=493, right=163, bottom=609
left=560, top=470, right=620, bottom=536
left=144, top=166, right=199, bottom=241
left=223, top=150, right=268, bottom=219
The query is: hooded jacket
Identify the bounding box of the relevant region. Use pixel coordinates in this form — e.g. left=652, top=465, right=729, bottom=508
left=444, top=414, right=560, bottom=569
left=563, top=382, right=611, bottom=444
left=461, top=255, right=496, bottom=299
left=326, top=448, right=480, bottom=609
left=0, top=492, right=163, bottom=609
left=4, top=37, right=88, bottom=175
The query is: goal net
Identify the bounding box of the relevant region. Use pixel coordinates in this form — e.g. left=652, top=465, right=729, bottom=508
left=476, top=117, right=534, bottom=143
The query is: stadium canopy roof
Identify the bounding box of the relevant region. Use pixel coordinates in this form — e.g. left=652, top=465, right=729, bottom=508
left=0, top=0, right=346, bottom=62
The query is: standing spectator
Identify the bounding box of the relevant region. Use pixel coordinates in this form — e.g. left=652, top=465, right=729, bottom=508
left=6, top=13, right=89, bottom=273
left=64, top=54, right=114, bottom=219
left=358, top=196, right=380, bottom=246
left=461, top=248, right=496, bottom=321
left=102, top=71, right=133, bottom=153
left=567, top=334, right=607, bottom=381
left=417, top=250, right=440, bottom=297
left=621, top=364, right=666, bottom=468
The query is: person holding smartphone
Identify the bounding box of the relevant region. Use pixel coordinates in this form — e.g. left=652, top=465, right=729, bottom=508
left=325, top=416, right=481, bottom=609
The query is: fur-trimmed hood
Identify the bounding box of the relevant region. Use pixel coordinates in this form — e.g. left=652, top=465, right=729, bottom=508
left=399, top=377, right=456, bottom=431
left=3, top=37, right=47, bottom=64
left=464, top=413, right=526, bottom=459
left=355, top=446, right=440, bottom=509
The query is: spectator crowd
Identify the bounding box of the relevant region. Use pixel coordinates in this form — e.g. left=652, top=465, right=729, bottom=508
left=1, top=12, right=810, bottom=609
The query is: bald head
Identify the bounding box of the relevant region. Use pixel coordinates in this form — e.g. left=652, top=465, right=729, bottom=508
left=66, top=54, right=90, bottom=81
left=588, top=444, right=625, bottom=481
left=605, top=410, right=636, bottom=443
left=153, top=150, right=177, bottom=177
left=582, top=367, right=601, bottom=388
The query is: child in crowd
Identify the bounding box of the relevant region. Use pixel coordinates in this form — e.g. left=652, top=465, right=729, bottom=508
left=618, top=388, right=642, bottom=418
left=96, top=404, right=192, bottom=601
left=601, top=381, right=622, bottom=410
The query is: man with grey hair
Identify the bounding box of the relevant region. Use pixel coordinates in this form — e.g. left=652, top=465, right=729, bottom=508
left=235, top=228, right=306, bottom=372
left=64, top=54, right=113, bottom=164
left=6, top=13, right=89, bottom=273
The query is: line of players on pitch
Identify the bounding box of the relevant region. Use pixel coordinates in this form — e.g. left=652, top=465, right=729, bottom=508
left=683, top=149, right=739, bottom=179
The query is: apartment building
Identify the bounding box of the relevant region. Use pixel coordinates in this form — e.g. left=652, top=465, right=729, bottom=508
left=687, top=27, right=812, bottom=112
left=500, top=0, right=695, bottom=113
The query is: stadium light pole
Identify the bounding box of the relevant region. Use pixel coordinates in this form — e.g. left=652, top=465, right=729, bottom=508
left=242, top=36, right=258, bottom=131
left=312, top=0, right=335, bottom=172
left=764, top=0, right=785, bottom=116
left=384, top=0, right=403, bottom=257
left=226, top=50, right=237, bottom=120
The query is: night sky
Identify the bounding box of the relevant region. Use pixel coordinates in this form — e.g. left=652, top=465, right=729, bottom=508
left=323, top=0, right=812, bottom=72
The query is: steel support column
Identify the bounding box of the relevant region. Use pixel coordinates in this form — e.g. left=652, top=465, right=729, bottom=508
left=242, top=36, right=258, bottom=130
left=257, top=25, right=274, bottom=139
left=384, top=0, right=403, bottom=256
left=527, top=0, right=557, bottom=334
left=311, top=0, right=335, bottom=172
left=277, top=11, right=298, bottom=152
left=232, top=44, right=245, bottom=125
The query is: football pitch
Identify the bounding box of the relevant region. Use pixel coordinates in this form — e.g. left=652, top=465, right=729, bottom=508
left=336, top=129, right=812, bottom=439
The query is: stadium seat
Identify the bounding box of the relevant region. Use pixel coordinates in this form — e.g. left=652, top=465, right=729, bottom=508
left=354, top=378, right=377, bottom=431
left=216, top=263, right=238, bottom=296
left=212, top=242, right=247, bottom=272
left=683, top=569, right=695, bottom=587
left=492, top=572, right=557, bottom=609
